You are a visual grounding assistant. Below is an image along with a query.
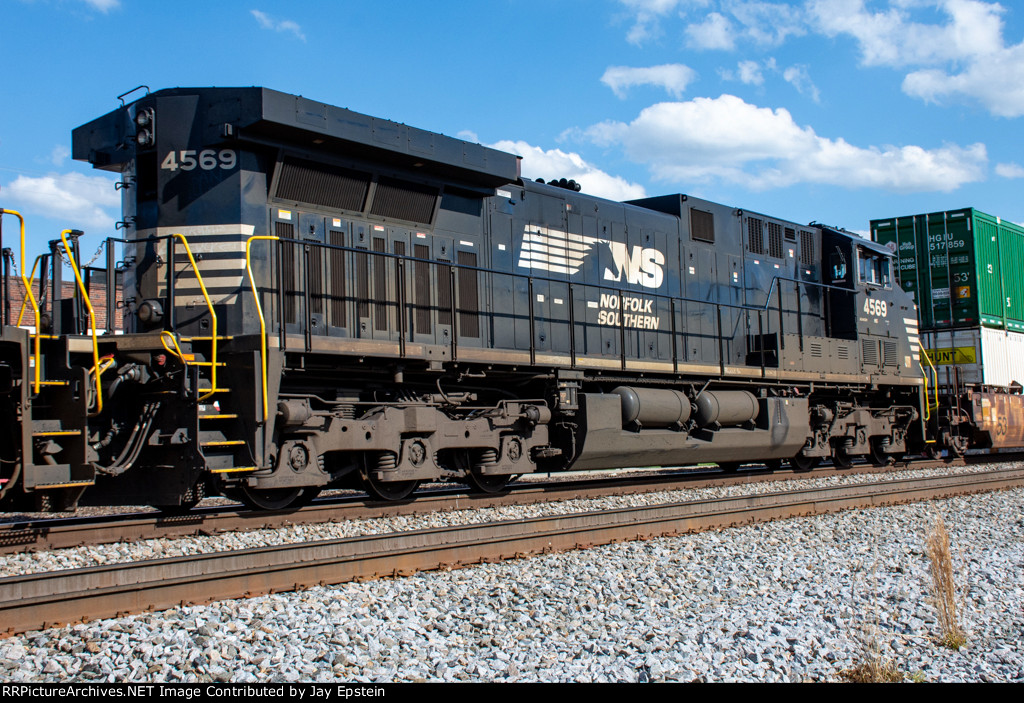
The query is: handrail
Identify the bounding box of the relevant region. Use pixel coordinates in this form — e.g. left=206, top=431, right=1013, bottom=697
left=15, top=255, right=42, bottom=326
left=159, top=330, right=191, bottom=362
left=919, top=346, right=940, bottom=422
left=1, top=209, right=41, bottom=393
left=60, top=229, right=105, bottom=416
left=170, top=233, right=218, bottom=401
left=245, top=234, right=278, bottom=423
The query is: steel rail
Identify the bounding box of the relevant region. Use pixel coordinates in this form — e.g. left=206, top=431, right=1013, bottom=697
left=1, top=466, right=1022, bottom=637
left=0, top=458, right=982, bottom=555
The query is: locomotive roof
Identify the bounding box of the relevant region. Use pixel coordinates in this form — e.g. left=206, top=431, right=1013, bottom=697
left=73, top=86, right=521, bottom=188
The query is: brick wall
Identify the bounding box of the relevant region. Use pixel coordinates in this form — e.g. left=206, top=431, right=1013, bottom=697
left=2, top=274, right=124, bottom=332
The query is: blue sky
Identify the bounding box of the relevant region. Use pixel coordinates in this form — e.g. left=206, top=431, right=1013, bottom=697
left=3, top=0, right=1024, bottom=263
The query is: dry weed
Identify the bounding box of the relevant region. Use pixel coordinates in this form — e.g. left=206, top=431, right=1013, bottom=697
left=924, top=512, right=966, bottom=650
left=840, top=558, right=904, bottom=683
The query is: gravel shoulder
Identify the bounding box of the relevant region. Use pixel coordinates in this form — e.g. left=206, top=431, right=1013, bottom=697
left=2, top=478, right=1022, bottom=683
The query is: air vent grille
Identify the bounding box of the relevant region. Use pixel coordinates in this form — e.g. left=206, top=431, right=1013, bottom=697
left=768, top=222, right=783, bottom=259
left=862, top=339, right=879, bottom=367
left=883, top=340, right=898, bottom=367
left=690, top=208, right=715, bottom=243
left=276, top=157, right=370, bottom=212
left=370, top=177, right=439, bottom=224
left=747, top=218, right=765, bottom=255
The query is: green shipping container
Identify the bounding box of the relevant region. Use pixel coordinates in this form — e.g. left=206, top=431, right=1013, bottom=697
left=871, top=208, right=1024, bottom=332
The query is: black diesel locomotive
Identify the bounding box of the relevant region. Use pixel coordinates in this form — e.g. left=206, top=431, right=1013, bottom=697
left=0, top=87, right=931, bottom=511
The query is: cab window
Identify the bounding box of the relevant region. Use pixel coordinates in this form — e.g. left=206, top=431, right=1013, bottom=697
left=857, top=247, right=891, bottom=287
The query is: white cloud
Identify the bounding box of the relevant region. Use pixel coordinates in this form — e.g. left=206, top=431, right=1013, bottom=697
left=902, top=42, right=1024, bottom=117
left=738, top=60, right=767, bottom=85
left=809, top=0, right=1004, bottom=67
left=617, top=0, right=690, bottom=45
left=49, top=145, right=70, bottom=167
left=582, top=94, right=986, bottom=192
left=601, top=64, right=698, bottom=98
left=685, top=12, right=736, bottom=49
left=809, top=0, right=1024, bottom=115
left=4, top=172, right=120, bottom=232
left=488, top=140, right=647, bottom=201
left=782, top=65, right=821, bottom=102
left=726, top=0, right=807, bottom=46
left=81, top=0, right=119, bottom=11
left=996, top=162, right=1024, bottom=179
left=719, top=58, right=818, bottom=99
left=251, top=9, right=306, bottom=42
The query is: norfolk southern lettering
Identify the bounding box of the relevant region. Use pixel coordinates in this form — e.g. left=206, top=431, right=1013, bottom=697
left=595, top=293, right=661, bottom=330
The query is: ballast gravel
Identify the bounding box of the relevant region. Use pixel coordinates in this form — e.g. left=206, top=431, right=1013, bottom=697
left=0, top=463, right=1009, bottom=576
left=1, top=471, right=1022, bottom=682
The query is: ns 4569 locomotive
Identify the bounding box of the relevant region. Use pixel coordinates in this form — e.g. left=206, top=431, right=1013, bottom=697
left=0, top=87, right=943, bottom=512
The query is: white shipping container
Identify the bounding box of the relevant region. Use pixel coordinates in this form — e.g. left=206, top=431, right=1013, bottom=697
left=921, top=327, right=1024, bottom=387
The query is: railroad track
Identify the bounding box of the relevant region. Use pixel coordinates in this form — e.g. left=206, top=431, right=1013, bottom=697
left=0, top=456, right=999, bottom=554
left=2, top=465, right=1022, bottom=637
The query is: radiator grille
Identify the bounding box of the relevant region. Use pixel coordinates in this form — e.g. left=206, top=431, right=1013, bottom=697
left=457, top=250, right=479, bottom=338
left=800, top=230, right=815, bottom=267
left=328, top=229, right=346, bottom=328
left=785, top=227, right=796, bottom=242
left=690, top=208, right=714, bottom=243
left=275, top=157, right=370, bottom=212
left=414, top=244, right=431, bottom=335
left=747, top=218, right=765, bottom=255
left=768, top=222, right=783, bottom=259
left=837, top=345, right=850, bottom=360
left=373, top=237, right=388, bottom=331
left=810, top=342, right=823, bottom=358
left=356, top=248, right=369, bottom=322
left=438, top=258, right=452, bottom=327
left=370, top=177, right=438, bottom=224
left=276, top=221, right=297, bottom=324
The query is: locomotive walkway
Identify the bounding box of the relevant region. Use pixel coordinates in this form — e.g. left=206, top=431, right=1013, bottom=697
left=2, top=465, right=1022, bottom=637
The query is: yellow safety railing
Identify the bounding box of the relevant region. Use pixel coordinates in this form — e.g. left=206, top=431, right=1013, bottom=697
left=16, top=255, right=42, bottom=326
left=159, top=330, right=193, bottom=362
left=919, top=346, right=940, bottom=423
left=1, top=209, right=41, bottom=393
left=171, top=233, right=218, bottom=401
left=245, top=234, right=277, bottom=422
left=60, top=229, right=105, bottom=415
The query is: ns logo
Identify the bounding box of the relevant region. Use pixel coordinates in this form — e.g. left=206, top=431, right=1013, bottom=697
left=517, top=225, right=666, bottom=289
left=602, top=241, right=665, bottom=289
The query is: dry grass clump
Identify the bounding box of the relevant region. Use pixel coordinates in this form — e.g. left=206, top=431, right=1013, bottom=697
left=924, top=512, right=967, bottom=650
left=839, top=654, right=905, bottom=683
left=840, top=559, right=904, bottom=683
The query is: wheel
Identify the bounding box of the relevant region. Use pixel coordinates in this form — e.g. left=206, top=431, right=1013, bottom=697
left=718, top=462, right=741, bottom=473
left=870, top=439, right=895, bottom=467
left=465, top=471, right=516, bottom=494
left=832, top=446, right=854, bottom=469
left=360, top=470, right=419, bottom=502
left=234, top=485, right=320, bottom=511
left=790, top=453, right=819, bottom=472
left=763, top=459, right=783, bottom=471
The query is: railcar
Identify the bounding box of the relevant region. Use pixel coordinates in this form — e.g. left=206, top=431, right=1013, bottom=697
left=0, top=87, right=929, bottom=512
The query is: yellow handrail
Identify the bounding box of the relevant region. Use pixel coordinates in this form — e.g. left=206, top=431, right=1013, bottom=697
left=16, top=255, right=42, bottom=326
left=171, top=233, right=218, bottom=401
left=245, top=234, right=278, bottom=422
left=919, top=346, right=939, bottom=422
left=60, top=229, right=105, bottom=416
left=1, top=209, right=41, bottom=393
